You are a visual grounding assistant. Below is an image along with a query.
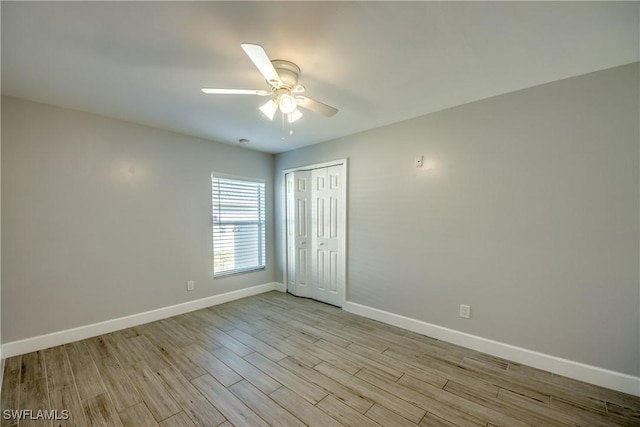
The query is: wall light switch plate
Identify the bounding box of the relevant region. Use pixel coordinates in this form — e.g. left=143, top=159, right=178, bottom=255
left=415, top=155, right=424, bottom=168
left=459, top=304, right=471, bottom=319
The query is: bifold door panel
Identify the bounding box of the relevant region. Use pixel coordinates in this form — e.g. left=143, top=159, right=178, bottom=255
left=286, top=163, right=345, bottom=306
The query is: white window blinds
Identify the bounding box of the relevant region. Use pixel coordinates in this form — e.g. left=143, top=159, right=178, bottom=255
left=211, top=174, right=266, bottom=277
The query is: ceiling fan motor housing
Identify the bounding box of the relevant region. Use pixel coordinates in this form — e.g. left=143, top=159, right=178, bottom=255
left=271, top=60, right=300, bottom=89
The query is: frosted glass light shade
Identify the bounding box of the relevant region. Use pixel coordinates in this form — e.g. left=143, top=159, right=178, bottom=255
left=259, top=99, right=278, bottom=120
left=279, top=94, right=297, bottom=114
left=288, top=109, right=303, bottom=123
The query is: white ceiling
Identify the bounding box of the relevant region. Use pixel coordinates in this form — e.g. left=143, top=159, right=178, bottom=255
left=2, top=2, right=638, bottom=154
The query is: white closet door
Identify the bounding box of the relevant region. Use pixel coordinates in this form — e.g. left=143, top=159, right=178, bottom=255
left=311, top=165, right=344, bottom=306
left=286, top=171, right=312, bottom=297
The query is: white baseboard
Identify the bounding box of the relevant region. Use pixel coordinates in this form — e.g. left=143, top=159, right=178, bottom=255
left=343, top=301, right=640, bottom=397
left=2, top=282, right=281, bottom=358
left=274, top=282, right=287, bottom=292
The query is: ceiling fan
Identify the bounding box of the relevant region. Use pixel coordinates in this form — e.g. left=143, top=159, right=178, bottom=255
left=201, top=44, right=338, bottom=128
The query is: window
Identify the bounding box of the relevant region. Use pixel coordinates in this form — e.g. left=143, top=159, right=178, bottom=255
left=211, top=174, right=266, bottom=277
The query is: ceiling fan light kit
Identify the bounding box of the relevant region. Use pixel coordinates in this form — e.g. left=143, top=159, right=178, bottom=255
left=277, top=91, right=297, bottom=114
left=201, top=43, right=338, bottom=139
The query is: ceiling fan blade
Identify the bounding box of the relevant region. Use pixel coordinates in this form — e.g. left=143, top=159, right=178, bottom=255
left=296, top=96, right=338, bottom=117
left=201, top=88, right=271, bottom=96
left=241, top=43, right=282, bottom=86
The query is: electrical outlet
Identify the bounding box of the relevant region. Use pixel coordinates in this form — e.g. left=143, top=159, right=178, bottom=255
left=459, top=304, right=471, bottom=319
left=186, top=280, right=195, bottom=291
left=415, top=155, right=424, bottom=168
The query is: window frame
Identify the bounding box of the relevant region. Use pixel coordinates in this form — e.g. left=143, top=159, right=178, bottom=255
left=211, top=172, right=266, bottom=277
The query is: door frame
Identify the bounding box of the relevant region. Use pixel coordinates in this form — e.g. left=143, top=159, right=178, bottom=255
left=282, top=158, right=348, bottom=306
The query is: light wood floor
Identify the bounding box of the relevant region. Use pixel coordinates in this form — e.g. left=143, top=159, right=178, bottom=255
left=2, top=291, right=639, bottom=427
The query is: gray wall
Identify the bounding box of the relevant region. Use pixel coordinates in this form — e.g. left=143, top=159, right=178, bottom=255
left=275, top=63, right=640, bottom=376
left=2, top=96, right=275, bottom=343
left=0, top=96, right=2, bottom=362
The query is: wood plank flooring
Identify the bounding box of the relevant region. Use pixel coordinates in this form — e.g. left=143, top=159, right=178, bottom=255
left=2, top=291, right=639, bottom=426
